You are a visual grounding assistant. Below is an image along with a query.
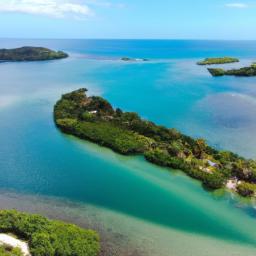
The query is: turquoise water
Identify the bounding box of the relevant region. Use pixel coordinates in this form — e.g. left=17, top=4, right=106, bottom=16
left=1, top=39, right=256, bottom=255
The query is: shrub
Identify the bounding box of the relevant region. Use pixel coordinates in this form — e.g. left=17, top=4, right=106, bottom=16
left=0, top=210, right=100, bottom=256
left=0, top=245, right=23, bottom=256
left=237, top=182, right=256, bottom=197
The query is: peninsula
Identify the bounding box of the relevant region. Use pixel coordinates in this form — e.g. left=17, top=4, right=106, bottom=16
left=0, top=210, right=99, bottom=256
left=0, top=47, right=68, bottom=62
left=208, top=63, right=256, bottom=77
left=54, top=89, right=256, bottom=197
left=197, top=57, right=239, bottom=65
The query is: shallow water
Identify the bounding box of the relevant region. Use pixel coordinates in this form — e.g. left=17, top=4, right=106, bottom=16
left=1, top=39, right=256, bottom=255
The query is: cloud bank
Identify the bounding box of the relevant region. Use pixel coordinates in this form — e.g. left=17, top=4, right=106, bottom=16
left=0, top=0, right=92, bottom=18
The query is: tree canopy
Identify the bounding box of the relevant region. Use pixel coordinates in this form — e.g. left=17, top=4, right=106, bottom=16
left=0, top=210, right=100, bottom=256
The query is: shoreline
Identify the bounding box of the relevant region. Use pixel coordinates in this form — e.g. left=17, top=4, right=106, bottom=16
left=0, top=191, right=147, bottom=256
left=0, top=190, right=256, bottom=256
left=54, top=89, right=256, bottom=198
left=0, top=234, right=30, bottom=256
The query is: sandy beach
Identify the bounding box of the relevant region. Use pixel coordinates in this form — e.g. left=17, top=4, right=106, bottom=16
left=0, top=234, right=30, bottom=256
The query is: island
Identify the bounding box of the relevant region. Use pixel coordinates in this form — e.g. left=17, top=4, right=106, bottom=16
left=54, top=89, right=256, bottom=197
left=208, top=63, right=256, bottom=77
left=0, top=47, right=68, bottom=62
left=121, top=57, right=149, bottom=62
left=0, top=210, right=99, bottom=256
left=197, top=57, right=239, bottom=65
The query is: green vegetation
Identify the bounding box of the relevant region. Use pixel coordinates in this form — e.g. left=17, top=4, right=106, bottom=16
left=197, top=57, right=239, bottom=65
left=0, top=210, right=100, bottom=256
left=54, top=89, right=256, bottom=196
left=0, top=47, right=68, bottom=62
left=207, top=68, right=226, bottom=77
left=0, top=245, right=23, bottom=256
left=208, top=63, right=256, bottom=77
left=237, top=182, right=256, bottom=197
left=59, top=119, right=148, bottom=154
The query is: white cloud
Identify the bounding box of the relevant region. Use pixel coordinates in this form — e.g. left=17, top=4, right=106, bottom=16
left=85, top=0, right=125, bottom=8
left=0, top=0, right=93, bottom=18
left=225, top=3, right=249, bottom=8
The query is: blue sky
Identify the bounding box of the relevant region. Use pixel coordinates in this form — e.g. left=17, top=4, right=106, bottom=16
left=0, top=0, right=255, bottom=39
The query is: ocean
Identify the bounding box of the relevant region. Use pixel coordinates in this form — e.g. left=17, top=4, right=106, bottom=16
left=0, top=39, right=256, bottom=255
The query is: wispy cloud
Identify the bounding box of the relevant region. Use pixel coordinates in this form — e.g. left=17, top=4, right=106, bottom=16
left=225, top=3, right=249, bottom=8
left=0, top=0, right=93, bottom=18
left=84, top=0, right=125, bottom=8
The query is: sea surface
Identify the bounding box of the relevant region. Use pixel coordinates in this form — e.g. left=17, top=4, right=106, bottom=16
left=1, top=39, right=256, bottom=255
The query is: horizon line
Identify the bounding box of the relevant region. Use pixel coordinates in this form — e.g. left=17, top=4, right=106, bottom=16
left=1, top=37, right=256, bottom=41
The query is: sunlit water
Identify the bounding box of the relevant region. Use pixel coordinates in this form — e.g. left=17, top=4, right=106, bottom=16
left=1, top=39, right=256, bottom=255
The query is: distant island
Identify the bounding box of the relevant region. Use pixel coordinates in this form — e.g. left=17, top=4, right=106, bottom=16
left=197, top=57, right=239, bottom=65
left=208, top=63, right=256, bottom=77
left=0, top=47, right=68, bottom=62
left=0, top=210, right=99, bottom=256
left=121, top=57, right=149, bottom=62
left=54, top=89, right=256, bottom=197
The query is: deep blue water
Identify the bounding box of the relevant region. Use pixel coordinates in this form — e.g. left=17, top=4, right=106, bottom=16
left=1, top=39, right=256, bottom=59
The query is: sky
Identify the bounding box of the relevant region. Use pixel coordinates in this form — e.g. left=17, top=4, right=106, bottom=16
left=0, top=0, right=255, bottom=39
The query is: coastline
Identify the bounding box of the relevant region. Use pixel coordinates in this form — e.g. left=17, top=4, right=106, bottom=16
left=0, top=234, right=30, bottom=256
left=0, top=191, right=147, bottom=256
left=1, top=39, right=256, bottom=256
left=0, top=190, right=256, bottom=256
left=54, top=89, right=256, bottom=198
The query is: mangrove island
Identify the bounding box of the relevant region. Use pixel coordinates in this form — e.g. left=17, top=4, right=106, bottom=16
left=0, top=210, right=99, bottom=256
left=0, top=47, right=68, bottom=62
left=208, top=63, right=256, bottom=77
left=54, top=89, right=256, bottom=197
left=197, top=57, right=239, bottom=65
